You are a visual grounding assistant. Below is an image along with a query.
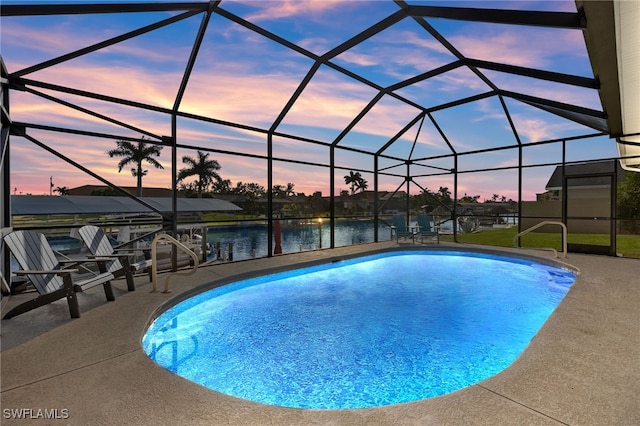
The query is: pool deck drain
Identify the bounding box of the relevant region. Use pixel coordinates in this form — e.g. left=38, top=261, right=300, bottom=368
left=1, top=242, right=639, bottom=425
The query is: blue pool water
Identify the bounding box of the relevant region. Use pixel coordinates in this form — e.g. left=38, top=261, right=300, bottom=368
left=142, top=250, right=576, bottom=409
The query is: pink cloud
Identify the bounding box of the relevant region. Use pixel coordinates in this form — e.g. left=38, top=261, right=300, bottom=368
left=13, top=61, right=179, bottom=111
left=335, top=29, right=454, bottom=82
left=2, top=19, right=190, bottom=76
left=432, top=67, right=491, bottom=93
left=510, top=115, right=583, bottom=143
left=297, top=36, right=335, bottom=54
left=1, top=22, right=103, bottom=66
left=180, top=71, right=303, bottom=126
left=242, top=0, right=345, bottom=22
left=481, top=69, right=602, bottom=110
left=334, top=51, right=380, bottom=67
left=457, top=169, right=520, bottom=201
left=449, top=26, right=586, bottom=69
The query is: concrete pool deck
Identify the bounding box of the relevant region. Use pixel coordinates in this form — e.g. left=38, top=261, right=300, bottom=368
left=1, top=242, right=638, bottom=425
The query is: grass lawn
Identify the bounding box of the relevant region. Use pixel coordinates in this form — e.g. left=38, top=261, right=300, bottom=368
left=440, top=226, right=640, bottom=258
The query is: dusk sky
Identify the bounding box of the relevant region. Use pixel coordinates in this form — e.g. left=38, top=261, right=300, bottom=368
left=1, top=0, right=618, bottom=201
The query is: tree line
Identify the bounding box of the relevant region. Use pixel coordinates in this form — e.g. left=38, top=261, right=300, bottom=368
left=103, top=137, right=371, bottom=199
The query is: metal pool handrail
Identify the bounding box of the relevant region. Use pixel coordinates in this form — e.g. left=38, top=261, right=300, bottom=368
left=150, top=233, right=199, bottom=293
left=513, top=221, right=568, bottom=258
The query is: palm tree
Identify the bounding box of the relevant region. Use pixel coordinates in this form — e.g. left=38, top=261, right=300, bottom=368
left=355, top=177, right=368, bottom=193
left=272, top=184, right=286, bottom=198
left=54, top=186, right=69, bottom=196
left=285, top=182, right=295, bottom=197
left=272, top=182, right=296, bottom=198
left=344, top=171, right=363, bottom=195
left=107, top=137, right=164, bottom=197
left=437, top=186, right=452, bottom=203
left=177, top=150, right=221, bottom=198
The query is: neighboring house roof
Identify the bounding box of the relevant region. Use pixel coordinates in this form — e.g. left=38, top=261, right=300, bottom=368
left=214, top=194, right=250, bottom=203
left=545, top=161, right=624, bottom=190
left=256, top=197, right=294, bottom=205
left=68, top=185, right=181, bottom=197
left=11, top=195, right=241, bottom=215
left=336, top=191, right=407, bottom=201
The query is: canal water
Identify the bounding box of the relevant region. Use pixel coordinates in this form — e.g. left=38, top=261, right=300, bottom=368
left=206, top=220, right=393, bottom=260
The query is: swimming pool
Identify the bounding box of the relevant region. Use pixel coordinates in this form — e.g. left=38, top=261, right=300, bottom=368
left=142, top=249, right=577, bottom=409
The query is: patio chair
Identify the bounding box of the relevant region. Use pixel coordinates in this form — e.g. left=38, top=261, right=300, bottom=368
left=416, top=214, right=440, bottom=244
left=391, top=214, right=415, bottom=243
left=78, top=225, right=152, bottom=289
left=2, top=230, right=117, bottom=319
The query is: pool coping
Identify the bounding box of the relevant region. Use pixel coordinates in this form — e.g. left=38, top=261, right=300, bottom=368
left=1, top=242, right=639, bottom=425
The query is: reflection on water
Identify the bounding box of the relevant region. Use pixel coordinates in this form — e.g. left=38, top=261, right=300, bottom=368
left=145, top=317, right=199, bottom=375
left=32, top=220, right=394, bottom=270
left=205, top=219, right=393, bottom=261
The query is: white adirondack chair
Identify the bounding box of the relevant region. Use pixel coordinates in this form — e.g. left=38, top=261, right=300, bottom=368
left=2, top=230, right=117, bottom=319
left=79, top=225, right=153, bottom=289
